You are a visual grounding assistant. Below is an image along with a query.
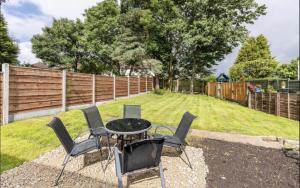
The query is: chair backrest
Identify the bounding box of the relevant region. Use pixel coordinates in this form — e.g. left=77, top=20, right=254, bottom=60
left=82, top=106, right=105, bottom=131
left=122, top=138, right=164, bottom=174
left=174, top=112, right=197, bottom=143
left=47, top=117, right=74, bottom=154
left=123, top=105, right=141, bottom=119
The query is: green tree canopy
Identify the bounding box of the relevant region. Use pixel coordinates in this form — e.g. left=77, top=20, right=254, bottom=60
left=31, top=18, right=85, bottom=72
left=82, top=0, right=120, bottom=74
left=0, top=12, right=19, bottom=66
left=230, top=34, right=278, bottom=80
left=276, top=58, right=299, bottom=79
left=235, top=34, right=272, bottom=64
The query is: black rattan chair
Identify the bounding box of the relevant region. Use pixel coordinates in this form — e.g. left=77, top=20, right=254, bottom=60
left=123, top=105, right=141, bottom=119
left=154, top=111, right=197, bottom=169
left=82, top=106, right=111, bottom=150
left=114, top=138, right=165, bottom=188
left=48, top=117, right=100, bottom=185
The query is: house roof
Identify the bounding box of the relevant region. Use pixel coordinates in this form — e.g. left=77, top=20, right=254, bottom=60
left=216, top=73, right=230, bottom=82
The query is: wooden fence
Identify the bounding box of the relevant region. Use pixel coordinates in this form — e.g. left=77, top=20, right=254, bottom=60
left=206, top=82, right=248, bottom=104
left=249, top=92, right=300, bottom=121
left=205, top=81, right=300, bottom=121
left=0, top=64, right=153, bottom=125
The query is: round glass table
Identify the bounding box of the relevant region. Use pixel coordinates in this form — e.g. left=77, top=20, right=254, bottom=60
left=105, top=118, right=152, bottom=148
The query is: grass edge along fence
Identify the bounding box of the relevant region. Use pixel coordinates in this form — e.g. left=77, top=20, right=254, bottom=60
left=0, top=64, right=153, bottom=125
left=205, top=82, right=300, bottom=121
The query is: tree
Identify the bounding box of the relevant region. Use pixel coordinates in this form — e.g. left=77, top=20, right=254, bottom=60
left=31, top=18, right=85, bottom=72
left=83, top=0, right=120, bottom=74
left=276, top=58, right=299, bottom=79
left=229, top=35, right=278, bottom=80
left=235, top=34, right=272, bottom=64
left=180, top=0, right=266, bottom=93
left=0, top=12, right=19, bottom=67
left=111, top=7, right=149, bottom=75
left=230, top=58, right=278, bottom=80
left=143, top=59, right=163, bottom=89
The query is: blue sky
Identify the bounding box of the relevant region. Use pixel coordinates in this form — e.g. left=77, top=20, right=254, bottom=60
left=1, top=0, right=299, bottom=75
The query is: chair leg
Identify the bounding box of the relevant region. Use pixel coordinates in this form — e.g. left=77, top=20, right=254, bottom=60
left=159, top=162, right=166, bottom=188
left=107, top=134, right=111, bottom=151
left=181, top=147, right=192, bottom=169
left=55, top=154, right=70, bottom=186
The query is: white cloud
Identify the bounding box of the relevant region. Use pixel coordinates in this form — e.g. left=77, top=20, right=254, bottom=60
left=214, top=0, right=299, bottom=75
left=3, top=0, right=102, bottom=64
left=3, top=10, right=51, bottom=41
left=18, top=42, right=40, bottom=64
left=4, top=0, right=102, bottom=20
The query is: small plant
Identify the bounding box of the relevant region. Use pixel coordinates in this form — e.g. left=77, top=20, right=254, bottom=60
left=153, top=89, right=166, bottom=95
left=266, top=85, right=276, bottom=93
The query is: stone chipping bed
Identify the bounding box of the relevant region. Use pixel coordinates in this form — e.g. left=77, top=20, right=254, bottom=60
left=1, top=137, right=208, bottom=188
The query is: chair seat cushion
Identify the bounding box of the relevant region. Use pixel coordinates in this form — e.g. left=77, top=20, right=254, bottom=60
left=154, top=135, right=182, bottom=147
left=92, top=127, right=108, bottom=136
left=71, top=137, right=99, bottom=156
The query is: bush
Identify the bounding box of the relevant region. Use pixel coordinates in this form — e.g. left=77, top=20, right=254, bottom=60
left=153, top=89, right=167, bottom=95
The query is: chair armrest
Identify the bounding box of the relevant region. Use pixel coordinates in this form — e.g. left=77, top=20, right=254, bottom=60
left=154, top=125, right=175, bottom=135
left=114, top=147, right=123, bottom=188
left=90, top=127, right=107, bottom=132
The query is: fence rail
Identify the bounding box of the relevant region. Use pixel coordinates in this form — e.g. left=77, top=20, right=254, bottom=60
left=249, top=92, right=300, bottom=120
left=0, top=64, right=153, bottom=125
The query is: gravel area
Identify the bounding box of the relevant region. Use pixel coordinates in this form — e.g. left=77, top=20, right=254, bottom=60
left=0, top=136, right=208, bottom=188
left=190, top=138, right=299, bottom=188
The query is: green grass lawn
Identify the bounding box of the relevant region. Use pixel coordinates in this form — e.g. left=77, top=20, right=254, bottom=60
left=1, top=92, right=298, bottom=173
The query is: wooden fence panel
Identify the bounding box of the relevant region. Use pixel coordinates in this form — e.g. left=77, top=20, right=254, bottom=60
left=130, top=77, right=139, bottom=95
left=289, top=93, right=300, bottom=120
left=147, top=77, right=153, bottom=91
left=116, top=76, right=128, bottom=97
left=140, top=77, right=146, bottom=92
left=67, top=72, right=92, bottom=106
left=279, top=93, right=289, bottom=118
left=95, top=76, right=114, bottom=101
left=9, top=67, right=62, bottom=113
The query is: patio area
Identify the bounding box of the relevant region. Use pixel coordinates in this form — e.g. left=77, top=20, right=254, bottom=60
left=1, top=135, right=208, bottom=188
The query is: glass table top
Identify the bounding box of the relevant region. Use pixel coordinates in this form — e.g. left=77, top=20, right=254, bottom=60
left=105, top=118, right=152, bottom=135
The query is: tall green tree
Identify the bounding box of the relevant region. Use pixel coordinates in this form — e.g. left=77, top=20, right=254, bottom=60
left=180, top=1, right=266, bottom=93
left=0, top=12, right=19, bottom=66
left=230, top=34, right=278, bottom=80
left=83, top=0, right=120, bottom=74
left=31, top=18, right=85, bottom=72
left=276, top=58, right=299, bottom=79
left=235, top=34, right=272, bottom=64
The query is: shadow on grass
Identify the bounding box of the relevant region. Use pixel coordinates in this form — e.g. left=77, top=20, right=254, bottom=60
left=0, top=153, right=26, bottom=174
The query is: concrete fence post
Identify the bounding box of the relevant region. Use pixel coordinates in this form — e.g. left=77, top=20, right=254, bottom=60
left=276, top=93, right=280, bottom=116
left=145, top=76, right=148, bottom=93
left=2, top=63, right=9, bottom=125
left=254, top=92, right=257, bottom=110
left=261, top=93, right=264, bottom=111
left=61, top=70, right=67, bottom=112
left=152, top=76, right=154, bottom=91
left=138, top=76, right=140, bottom=94
left=248, top=92, right=251, bottom=109
left=113, top=75, right=116, bottom=100
left=92, top=74, right=96, bottom=105
left=128, top=76, right=130, bottom=98
left=287, top=93, right=290, bottom=119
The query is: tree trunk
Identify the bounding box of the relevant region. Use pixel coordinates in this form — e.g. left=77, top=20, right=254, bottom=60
left=155, top=76, right=160, bottom=90
left=167, top=61, right=173, bottom=90
left=190, top=61, right=195, bottom=94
